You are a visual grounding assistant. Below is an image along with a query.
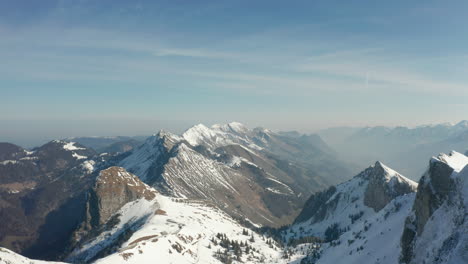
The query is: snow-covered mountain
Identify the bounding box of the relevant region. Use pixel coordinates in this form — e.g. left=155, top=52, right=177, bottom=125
left=2, top=123, right=466, bottom=264
left=283, top=151, right=468, bottom=264
left=118, top=122, right=352, bottom=226
left=285, top=161, right=417, bottom=241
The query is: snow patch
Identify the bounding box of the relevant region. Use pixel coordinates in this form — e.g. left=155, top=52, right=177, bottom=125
left=63, top=142, right=86, bottom=151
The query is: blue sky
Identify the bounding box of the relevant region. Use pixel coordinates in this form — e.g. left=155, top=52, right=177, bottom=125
left=1, top=0, right=468, bottom=146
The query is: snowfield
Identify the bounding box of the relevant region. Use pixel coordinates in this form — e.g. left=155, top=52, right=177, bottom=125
left=92, top=195, right=288, bottom=264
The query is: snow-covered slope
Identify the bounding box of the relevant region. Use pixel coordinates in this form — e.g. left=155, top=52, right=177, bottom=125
left=92, top=195, right=287, bottom=264
left=283, top=162, right=418, bottom=264
left=119, top=131, right=182, bottom=183
left=182, top=122, right=262, bottom=150
left=119, top=124, right=327, bottom=226
left=288, top=161, right=417, bottom=240
left=0, top=248, right=66, bottom=264
left=298, top=193, right=416, bottom=264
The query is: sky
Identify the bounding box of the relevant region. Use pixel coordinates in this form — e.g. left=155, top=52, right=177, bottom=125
left=1, top=0, right=468, bottom=146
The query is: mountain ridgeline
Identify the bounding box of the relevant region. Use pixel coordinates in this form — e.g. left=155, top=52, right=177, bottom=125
left=117, top=122, right=354, bottom=226
left=0, top=122, right=353, bottom=260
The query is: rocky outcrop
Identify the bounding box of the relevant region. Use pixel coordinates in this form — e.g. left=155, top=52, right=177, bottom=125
left=363, top=161, right=417, bottom=212
left=64, top=167, right=158, bottom=262
left=400, top=151, right=468, bottom=264
left=84, top=167, right=156, bottom=228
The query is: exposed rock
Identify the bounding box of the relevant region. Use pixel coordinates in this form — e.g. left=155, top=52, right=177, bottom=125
left=85, top=167, right=156, bottom=228
left=363, top=161, right=417, bottom=212
left=63, top=167, right=158, bottom=263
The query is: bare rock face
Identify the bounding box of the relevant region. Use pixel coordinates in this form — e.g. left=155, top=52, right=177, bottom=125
left=86, top=166, right=156, bottom=227
left=363, top=161, right=417, bottom=212
left=65, top=167, right=158, bottom=262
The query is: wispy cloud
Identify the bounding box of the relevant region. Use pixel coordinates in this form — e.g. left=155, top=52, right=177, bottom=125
left=2, top=21, right=467, bottom=98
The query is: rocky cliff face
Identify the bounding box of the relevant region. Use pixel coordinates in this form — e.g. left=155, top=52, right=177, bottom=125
left=85, top=167, right=157, bottom=227
left=400, top=151, right=468, bottom=264
left=66, top=167, right=158, bottom=263
left=363, top=161, right=417, bottom=212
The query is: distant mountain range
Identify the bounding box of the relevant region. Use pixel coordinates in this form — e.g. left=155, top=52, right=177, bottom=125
left=318, top=120, right=468, bottom=180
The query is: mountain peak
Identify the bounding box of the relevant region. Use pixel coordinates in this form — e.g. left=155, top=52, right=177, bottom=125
left=454, top=120, right=468, bottom=128
left=212, top=121, right=249, bottom=133
left=146, top=130, right=181, bottom=146
left=182, top=123, right=216, bottom=146
left=362, top=162, right=417, bottom=211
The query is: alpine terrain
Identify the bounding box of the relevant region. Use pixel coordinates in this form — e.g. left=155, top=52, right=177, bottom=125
left=0, top=123, right=467, bottom=264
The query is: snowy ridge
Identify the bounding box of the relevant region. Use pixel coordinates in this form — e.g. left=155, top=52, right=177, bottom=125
left=376, top=162, right=417, bottom=187
left=118, top=122, right=301, bottom=226
left=92, top=195, right=288, bottom=264
left=289, top=161, right=416, bottom=239
left=119, top=131, right=180, bottom=182
left=182, top=122, right=263, bottom=150
left=0, top=248, right=66, bottom=264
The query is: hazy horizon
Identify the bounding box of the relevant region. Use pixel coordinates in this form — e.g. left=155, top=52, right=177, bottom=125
left=2, top=0, right=468, bottom=147
left=3, top=119, right=467, bottom=149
